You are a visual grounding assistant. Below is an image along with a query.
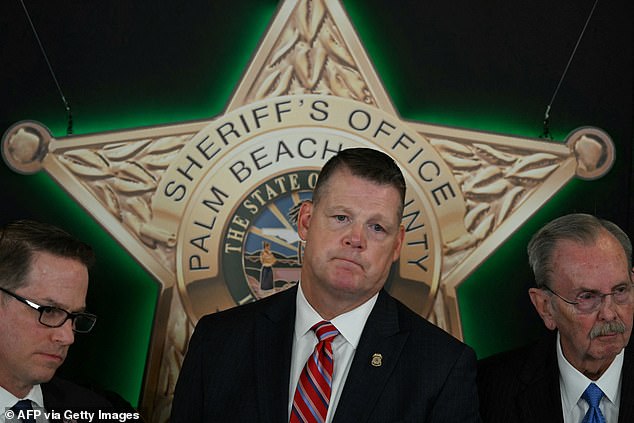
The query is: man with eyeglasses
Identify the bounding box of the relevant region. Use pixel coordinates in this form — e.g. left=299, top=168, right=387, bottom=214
left=0, top=220, right=136, bottom=423
left=477, top=213, right=634, bottom=423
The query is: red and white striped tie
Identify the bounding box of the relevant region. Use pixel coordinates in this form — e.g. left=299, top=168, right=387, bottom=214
left=290, top=321, right=339, bottom=423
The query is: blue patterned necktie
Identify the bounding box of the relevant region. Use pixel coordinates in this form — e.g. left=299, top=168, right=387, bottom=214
left=581, top=383, right=606, bottom=423
left=11, top=399, right=36, bottom=423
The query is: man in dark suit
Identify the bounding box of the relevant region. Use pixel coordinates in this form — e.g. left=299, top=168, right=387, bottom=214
left=478, top=214, right=634, bottom=423
left=171, top=148, right=480, bottom=422
left=0, top=220, right=140, bottom=423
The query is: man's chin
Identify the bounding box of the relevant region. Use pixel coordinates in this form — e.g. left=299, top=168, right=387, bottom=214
left=591, top=337, right=627, bottom=357
left=26, top=370, right=57, bottom=389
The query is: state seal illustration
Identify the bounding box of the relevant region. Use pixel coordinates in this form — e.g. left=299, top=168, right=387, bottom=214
left=1, top=0, right=615, bottom=421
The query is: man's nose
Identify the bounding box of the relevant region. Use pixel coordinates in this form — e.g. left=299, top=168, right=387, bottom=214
left=51, top=318, right=75, bottom=346
left=597, top=294, right=618, bottom=320
left=345, top=223, right=365, bottom=248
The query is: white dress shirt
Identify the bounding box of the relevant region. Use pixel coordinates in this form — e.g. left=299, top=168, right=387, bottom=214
left=288, top=282, right=378, bottom=423
left=557, top=332, right=623, bottom=423
left=0, top=384, right=48, bottom=423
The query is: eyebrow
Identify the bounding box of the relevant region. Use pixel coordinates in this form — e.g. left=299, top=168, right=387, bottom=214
left=327, top=205, right=398, bottom=227
left=40, top=297, right=87, bottom=313
left=575, top=281, right=630, bottom=292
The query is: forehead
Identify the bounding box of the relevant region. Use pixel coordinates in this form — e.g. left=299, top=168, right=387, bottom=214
left=20, top=251, right=89, bottom=308
left=551, top=232, right=630, bottom=290
left=318, top=169, right=402, bottom=215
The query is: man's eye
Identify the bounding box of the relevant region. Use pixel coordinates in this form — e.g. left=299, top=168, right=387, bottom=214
left=577, top=292, right=597, bottom=302
left=371, top=224, right=385, bottom=233
left=41, top=307, right=67, bottom=320
left=334, top=215, right=348, bottom=222
left=613, top=285, right=629, bottom=295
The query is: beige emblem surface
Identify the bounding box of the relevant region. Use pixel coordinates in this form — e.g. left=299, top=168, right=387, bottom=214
left=1, top=1, right=614, bottom=421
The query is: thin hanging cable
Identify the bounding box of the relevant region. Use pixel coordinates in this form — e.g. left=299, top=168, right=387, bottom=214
left=19, top=0, right=74, bottom=135
left=540, top=0, right=599, bottom=139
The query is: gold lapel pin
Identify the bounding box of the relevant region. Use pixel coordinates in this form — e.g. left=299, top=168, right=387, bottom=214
left=371, top=353, right=383, bottom=367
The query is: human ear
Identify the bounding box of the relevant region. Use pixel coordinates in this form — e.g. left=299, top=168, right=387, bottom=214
left=529, top=287, right=557, bottom=330
left=297, top=200, right=313, bottom=242
left=391, top=224, right=405, bottom=262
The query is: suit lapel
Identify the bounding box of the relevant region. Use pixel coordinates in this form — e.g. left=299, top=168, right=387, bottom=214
left=516, top=335, right=634, bottom=423
left=618, top=345, right=634, bottom=423
left=41, top=381, right=65, bottom=423
left=254, top=286, right=297, bottom=422
left=332, top=290, right=408, bottom=423
left=516, top=333, right=563, bottom=423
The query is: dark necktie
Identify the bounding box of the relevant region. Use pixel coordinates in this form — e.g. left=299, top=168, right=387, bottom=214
left=290, top=321, right=339, bottom=423
left=11, top=399, right=36, bottom=423
left=581, top=383, right=606, bottom=423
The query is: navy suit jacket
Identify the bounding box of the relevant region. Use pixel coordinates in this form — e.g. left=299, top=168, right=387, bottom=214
left=477, top=332, right=634, bottom=423
left=171, top=286, right=480, bottom=422
left=42, top=377, right=141, bottom=423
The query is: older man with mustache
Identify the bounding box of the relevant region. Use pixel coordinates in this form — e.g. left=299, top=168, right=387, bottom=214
left=478, top=213, right=634, bottom=423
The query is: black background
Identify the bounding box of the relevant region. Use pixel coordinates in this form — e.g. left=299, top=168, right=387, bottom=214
left=1, top=0, right=631, bottom=409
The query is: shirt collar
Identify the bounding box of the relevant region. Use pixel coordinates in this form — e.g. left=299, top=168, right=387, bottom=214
left=557, top=331, right=624, bottom=413
left=0, top=384, right=45, bottom=411
left=295, top=281, right=378, bottom=347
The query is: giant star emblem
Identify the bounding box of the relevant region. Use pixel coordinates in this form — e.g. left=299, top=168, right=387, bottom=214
left=1, top=0, right=615, bottom=421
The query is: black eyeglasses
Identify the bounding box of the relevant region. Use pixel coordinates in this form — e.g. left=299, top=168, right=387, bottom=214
left=0, top=286, right=97, bottom=333
left=541, top=283, right=634, bottom=314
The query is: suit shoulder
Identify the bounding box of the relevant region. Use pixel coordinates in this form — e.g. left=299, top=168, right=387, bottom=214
left=44, top=377, right=142, bottom=421
left=478, top=343, right=531, bottom=380
left=392, top=294, right=466, bottom=350
left=478, top=333, right=554, bottom=381
left=43, top=377, right=114, bottom=408
left=191, top=286, right=295, bottom=341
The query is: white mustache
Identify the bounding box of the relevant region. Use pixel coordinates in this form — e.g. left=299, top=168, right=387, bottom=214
left=589, top=320, right=626, bottom=339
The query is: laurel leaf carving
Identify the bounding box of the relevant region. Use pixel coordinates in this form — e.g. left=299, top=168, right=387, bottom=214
left=102, top=140, right=151, bottom=161
left=454, top=171, right=469, bottom=185
left=296, top=0, right=325, bottom=43
left=505, top=153, right=558, bottom=177
left=139, top=149, right=180, bottom=170
left=341, top=65, right=369, bottom=101
left=122, top=211, right=143, bottom=238
left=146, top=136, right=187, bottom=155
left=294, top=41, right=327, bottom=89
left=59, top=150, right=111, bottom=178
left=255, top=69, right=282, bottom=100
left=255, top=66, right=294, bottom=100
left=465, top=179, right=510, bottom=199
left=270, top=27, right=299, bottom=66
left=140, top=225, right=177, bottom=248
left=431, top=139, right=474, bottom=156
left=441, top=154, right=481, bottom=170
left=94, top=183, right=121, bottom=219
left=121, top=211, right=154, bottom=248
left=464, top=203, right=490, bottom=231
left=294, top=43, right=311, bottom=88
left=303, top=42, right=327, bottom=88
left=325, top=64, right=350, bottom=98
left=113, top=161, right=157, bottom=194
left=506, top=163, right=559, bottom=182
left=472, top=214, right=495, bottom=241
left=113, top=179, right=154, bottom=195
left=445, top=232, right=478, bottom=253
left=498, top=186, right=525, bottom=222
left=319, top=25, right=355, bottom=68
left=463, top=167, right=503, bottom=191
left=473, top=143, right=517, bottom=165
left=127, top=196, right=152, bottom=223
